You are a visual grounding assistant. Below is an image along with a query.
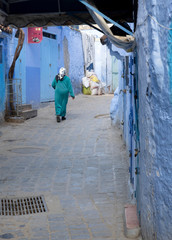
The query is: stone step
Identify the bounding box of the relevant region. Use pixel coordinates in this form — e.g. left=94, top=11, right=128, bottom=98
left=22, top=104, right=32, bottom=111
left=22, top=109, right=37, bottom=120
left=5, top=116, right=25, bottom=123
left=124, top=204, right=141, bottom=239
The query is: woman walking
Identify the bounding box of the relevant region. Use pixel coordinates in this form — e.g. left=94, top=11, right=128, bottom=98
left=52, top=67, right=75, bottom=122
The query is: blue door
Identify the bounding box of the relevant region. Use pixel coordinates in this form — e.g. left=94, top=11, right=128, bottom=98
left=40, top=37, right=58, bottom=102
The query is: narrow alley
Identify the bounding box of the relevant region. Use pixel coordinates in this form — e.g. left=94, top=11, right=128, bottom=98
left=0, top=95, right=139, bottom=240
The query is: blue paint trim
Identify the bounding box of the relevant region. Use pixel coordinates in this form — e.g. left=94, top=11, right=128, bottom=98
left=79, top=0, right=134, bottom=36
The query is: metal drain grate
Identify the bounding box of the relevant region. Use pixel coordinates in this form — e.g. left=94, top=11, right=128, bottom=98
left=0, top=196, right=47, bottom=216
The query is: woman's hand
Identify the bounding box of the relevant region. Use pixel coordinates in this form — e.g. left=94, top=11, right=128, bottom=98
left=72, top=96, right=75, bottom=100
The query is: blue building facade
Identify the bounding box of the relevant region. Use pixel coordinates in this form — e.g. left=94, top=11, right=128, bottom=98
left=111, top=1, right=172, bottom=239
left=111, top=51, right=140, bottom=200
left=135, top=0, right=172, bottom=239
left=1, top=26, right=85, bottom=112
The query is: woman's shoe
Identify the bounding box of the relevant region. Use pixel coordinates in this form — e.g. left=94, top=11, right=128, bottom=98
left=62, top=116, right=66, bottom=121
left=56, top=115, right=61, bottom=122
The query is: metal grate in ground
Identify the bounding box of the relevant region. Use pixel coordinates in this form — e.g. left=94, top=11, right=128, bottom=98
left=0, top=196, right=47, bottom=216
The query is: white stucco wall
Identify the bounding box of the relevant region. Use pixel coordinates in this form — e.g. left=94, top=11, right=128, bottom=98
left=80, top=29, right=113, bottom=92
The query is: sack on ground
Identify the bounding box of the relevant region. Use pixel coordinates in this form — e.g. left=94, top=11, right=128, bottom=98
left=82, top=85, right=91, bottom=95
left=82, top=77, right=90, bottom=88
left=91, top=88, right=98, bottom=95
left=90, top=81, right=99, bottom=90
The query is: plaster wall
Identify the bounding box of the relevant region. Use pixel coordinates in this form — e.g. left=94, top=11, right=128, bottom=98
left=42, top=26, right=85, bottom=96
left=13, top=26, right=84, bottom=106
left=80, top=29, right=113, bottom=92
left=60, top=27, right=85, bottom=95
left=110, top=44, right=133, bottom=149
left=0, top=38, right=5, bottom=121
left=136, top=0, right=172, bottom=239
left=0, top=32, right=17, bottom=120
left=0, top=30, right=23, bottom=121
left=0, top=26, right=84, bottom=120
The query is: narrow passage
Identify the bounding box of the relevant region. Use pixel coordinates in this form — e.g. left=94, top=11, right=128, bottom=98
left=0, top=95, right=140, bottom=240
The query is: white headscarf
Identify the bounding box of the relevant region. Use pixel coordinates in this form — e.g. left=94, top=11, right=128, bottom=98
left=59, top=67, right=66, bottom=80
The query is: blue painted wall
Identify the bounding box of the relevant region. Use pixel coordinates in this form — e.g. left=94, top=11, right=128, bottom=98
left=13, top=26, right=84, bottom=106
left=60, top=27, right=85, bottom=95
left=25, top=30, right=41, bottom=108
left=0, top=31, right=12, bottom=121
left=40, top=33, right=58, bottom=102
left=14, top=31, right=26, bottom=105
left=26, top=66, right=40, bottom=106
left=112, top=52, right=138, bottom=194
left=135, top=0, right=172, bottom=239
left=0, top=40, right=5, bottom=121
left=113, top=2, right=172, bottom=238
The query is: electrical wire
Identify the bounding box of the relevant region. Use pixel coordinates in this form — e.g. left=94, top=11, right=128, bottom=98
left=137, top=0, right=172, bottom=30
left=148, top=14, right=172, bottom=30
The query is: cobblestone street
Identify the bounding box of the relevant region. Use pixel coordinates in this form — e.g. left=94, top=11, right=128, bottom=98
left=0, top=95, right=139, bottom=240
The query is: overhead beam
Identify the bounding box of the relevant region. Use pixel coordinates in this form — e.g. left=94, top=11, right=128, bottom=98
left=68, top=13, right=104, bottom=34
left=8, top=0, right=30, bottom=3
left=0, top=0, right=9, bottom=15
left=79, top=0, right=134, bottom=36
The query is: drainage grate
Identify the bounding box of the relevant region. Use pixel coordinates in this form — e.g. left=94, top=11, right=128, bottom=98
left=0, top=196, right=47, bottom=216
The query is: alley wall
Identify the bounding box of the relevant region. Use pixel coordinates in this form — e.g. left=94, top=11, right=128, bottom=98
left=0, top=37, right=6, bottom=121
left=81, top=29, right=118, bottom=92
left=13, top=26, right=85, bottom=108
left=136, top=0, right=172, bottom=239
left=1, top=26, right=85, bottom=111
left=0, top=26, right=117, bottom=121
left=0, top=30, right=13, bottom=121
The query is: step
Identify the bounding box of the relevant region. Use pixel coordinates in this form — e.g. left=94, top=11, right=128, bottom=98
left=22, top=104, right=32, bottom=111
left=5, top=116, right=25, bottom=123
left=22, top=109, right=37, bottom=120
left=124, top=204, right=141, bottom=239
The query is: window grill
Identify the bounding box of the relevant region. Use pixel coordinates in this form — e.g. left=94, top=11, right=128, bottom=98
left=43, top=32, right=56, bottom=39
left=6, top=78, right=22, bottom=117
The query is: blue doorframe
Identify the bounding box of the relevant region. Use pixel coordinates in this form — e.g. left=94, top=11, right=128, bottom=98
left=129, top=55, right=134, bottom=185
left=127, top=51, right=140, bottom=219
left=133, top=49, right=140, bottom=219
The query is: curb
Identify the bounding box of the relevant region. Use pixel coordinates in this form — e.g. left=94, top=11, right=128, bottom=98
left=124, top=204, right=141, bottom=239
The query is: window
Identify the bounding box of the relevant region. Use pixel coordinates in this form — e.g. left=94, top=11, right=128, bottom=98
left=43, top=32, right=56, bottom=40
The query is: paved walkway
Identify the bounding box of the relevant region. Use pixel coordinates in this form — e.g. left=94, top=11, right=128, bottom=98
left=0, top=95, right=139, bottom=240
